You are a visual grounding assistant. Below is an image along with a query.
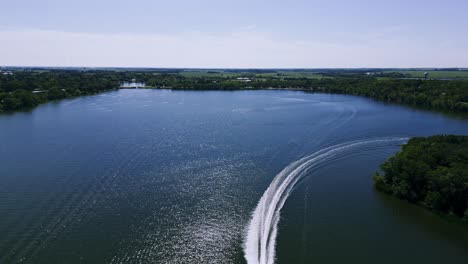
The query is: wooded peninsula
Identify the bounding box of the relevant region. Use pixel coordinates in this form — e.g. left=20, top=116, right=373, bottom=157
left=374, top=135, right=468, bottom=221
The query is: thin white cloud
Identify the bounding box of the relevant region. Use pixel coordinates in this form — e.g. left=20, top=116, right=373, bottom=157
left=0, top=29, right=466, bottom=68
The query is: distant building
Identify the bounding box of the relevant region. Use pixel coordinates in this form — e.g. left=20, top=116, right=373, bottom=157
left=0, top=71, right=13, bottom=75
left=32, top=89, right=46, bottom=94
left=120, top=81, right=146, bottom=88
left=236, top=77, right=252, bottom=82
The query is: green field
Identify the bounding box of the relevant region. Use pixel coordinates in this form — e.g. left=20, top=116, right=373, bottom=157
left=384, top=70, right=468, bottom=79
left=172, top=69, right=468, bottom=80
left=178, top=71, right=242, bottom=78
left=257, top=71, right=328, bottom=79
left=179, top=70, right=328, bottom=79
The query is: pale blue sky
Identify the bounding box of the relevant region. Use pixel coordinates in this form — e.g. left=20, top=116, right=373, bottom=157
left=1, top=0, right=467, bottom=68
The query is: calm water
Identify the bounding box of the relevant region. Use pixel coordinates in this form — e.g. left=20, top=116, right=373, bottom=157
left=0, top=89, right=467, bottom=264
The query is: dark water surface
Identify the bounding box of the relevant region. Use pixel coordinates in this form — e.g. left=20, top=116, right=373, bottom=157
left=0, top=89, right=467, bottom=263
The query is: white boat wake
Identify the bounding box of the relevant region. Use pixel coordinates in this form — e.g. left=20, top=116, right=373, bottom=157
left=243, top=137, right=408, bottom=264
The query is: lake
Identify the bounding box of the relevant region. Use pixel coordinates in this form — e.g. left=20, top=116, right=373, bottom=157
left=0, top=89, right=467, bottom=263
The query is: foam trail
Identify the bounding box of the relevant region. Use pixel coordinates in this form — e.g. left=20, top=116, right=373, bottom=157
left=243, top=137, right=408, bottom=264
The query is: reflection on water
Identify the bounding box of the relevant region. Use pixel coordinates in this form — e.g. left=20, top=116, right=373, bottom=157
left=376, top=192, right=468, bottom=251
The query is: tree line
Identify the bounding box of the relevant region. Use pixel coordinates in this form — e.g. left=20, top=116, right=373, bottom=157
left=1, top=70, right=468, bottom=113
left=0, top=71, right=119, bottom=112
left=142, top=75, right=468, bottom=113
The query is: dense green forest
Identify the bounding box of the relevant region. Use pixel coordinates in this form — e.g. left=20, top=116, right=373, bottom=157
left=1, top=69, right=468, bottom=113
left=0, top=71, right=119, bottom=112
left=373, top=135, right=468, bottom=221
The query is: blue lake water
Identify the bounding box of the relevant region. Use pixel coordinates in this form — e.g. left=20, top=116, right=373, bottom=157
left=0, top=89, right=467, bottom=263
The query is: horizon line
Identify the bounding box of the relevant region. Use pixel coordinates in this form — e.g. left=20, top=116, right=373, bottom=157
left=2, top=66, right=468, bottom=70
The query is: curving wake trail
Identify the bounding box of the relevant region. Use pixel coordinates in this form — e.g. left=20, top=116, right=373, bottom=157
left=243, top=137, right=408, bottom=264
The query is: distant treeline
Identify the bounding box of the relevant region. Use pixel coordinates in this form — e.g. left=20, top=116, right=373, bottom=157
left=1, top=70, right=468, bottom=113
left=142, top=74, right=468, bottom=113
left=0, top=71, right=119, bottom=112
left=374, top=135, right=468, bottom=221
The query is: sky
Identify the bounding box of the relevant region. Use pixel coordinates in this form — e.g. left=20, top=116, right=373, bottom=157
left=1, top=0, right=467, bottom=68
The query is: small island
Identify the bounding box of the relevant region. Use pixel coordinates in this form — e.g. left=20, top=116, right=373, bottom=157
left=374, top=135, right=468, bottom=221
